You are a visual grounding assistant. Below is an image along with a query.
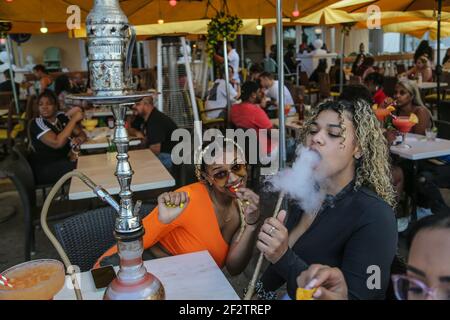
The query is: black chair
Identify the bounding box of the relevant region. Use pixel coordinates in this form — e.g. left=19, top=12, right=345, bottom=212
left=0, top=147, right=38, bottom=260
left=436, top=100, right=450, bottom=139
left=53, top=202, right=156, bottom=272
left=0, top=145, right=76, bottom=260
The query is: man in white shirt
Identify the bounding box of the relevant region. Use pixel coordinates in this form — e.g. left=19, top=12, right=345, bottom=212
left=259, top=72, right=294, bottom=109
left=215, top=42, right=240, bottom=84
left=205, top=67, right=238, bottom=119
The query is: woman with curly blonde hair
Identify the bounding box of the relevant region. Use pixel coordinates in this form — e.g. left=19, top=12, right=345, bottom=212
left=252, top=99, right=398, bottom=300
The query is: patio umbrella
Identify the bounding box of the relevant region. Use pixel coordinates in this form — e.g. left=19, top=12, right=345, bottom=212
left=69, top=18, right=289, bottom=38
left=0, top=0, right=342, bottom=33
left=351, top=10, right=450, bottom=29
left=382, top=20, right=450, bottom=40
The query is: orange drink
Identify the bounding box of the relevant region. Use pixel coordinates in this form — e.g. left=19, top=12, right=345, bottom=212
left=0, top=259, right=65, bottom=300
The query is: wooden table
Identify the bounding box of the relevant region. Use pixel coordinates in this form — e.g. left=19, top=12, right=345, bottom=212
left=69, top=149, right=175, bottom=200
left=81, top=127, right=141, bottom=150
left=54, top=251, right=240, bottom=300
left=271, top=115, right=304, bottom=139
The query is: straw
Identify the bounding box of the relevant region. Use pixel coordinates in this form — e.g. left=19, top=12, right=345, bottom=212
left=0, top=274, right=13, bottom=288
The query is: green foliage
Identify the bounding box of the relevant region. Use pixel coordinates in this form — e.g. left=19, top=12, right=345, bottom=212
left=206, top=12, right=243, bottom=63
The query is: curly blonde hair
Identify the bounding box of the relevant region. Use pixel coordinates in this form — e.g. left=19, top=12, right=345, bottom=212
left=302, top=99, right=396, bottom=207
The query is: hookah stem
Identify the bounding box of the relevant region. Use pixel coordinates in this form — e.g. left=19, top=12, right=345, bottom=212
left=244, top=191, right=285, bottom=300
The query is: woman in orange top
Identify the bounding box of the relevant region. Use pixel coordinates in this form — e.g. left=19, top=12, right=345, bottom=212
left=96, top=138, right=261, bottom=275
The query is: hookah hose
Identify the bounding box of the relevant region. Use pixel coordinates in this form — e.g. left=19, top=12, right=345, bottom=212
left=244, top=192, right=285, bottom=300
left=40, top=170, right=120, bottom=300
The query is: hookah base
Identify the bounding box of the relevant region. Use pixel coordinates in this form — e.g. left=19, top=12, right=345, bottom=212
left=103, top=272, right=165, bottom=300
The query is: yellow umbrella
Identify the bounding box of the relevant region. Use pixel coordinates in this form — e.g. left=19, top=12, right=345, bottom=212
left=70, top=18, right=289, bottom=38
left=294, top=0, right=373, bottom=25
left=352, top=10, right=450, bottom=28
left=0, top=0, right=342, bottom=34
left=344, top=0, right=450, bottom=12
left=383, top=20, right=450, bottom=40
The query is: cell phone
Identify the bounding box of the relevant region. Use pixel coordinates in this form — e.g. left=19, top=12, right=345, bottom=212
left=91, top=265, right=117, bottom=289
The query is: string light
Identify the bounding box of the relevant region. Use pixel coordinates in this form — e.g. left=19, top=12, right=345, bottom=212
left=292, top=0, right=300, bottom=17
left=40, top=19, right=48, bottom=33
left=158, top=19, right=164, bottom=24
left=169, top=0, right=177, bottom=7
left=256, top=18, right=263, bottom=31
left=158, top=0, right=164, bottom=24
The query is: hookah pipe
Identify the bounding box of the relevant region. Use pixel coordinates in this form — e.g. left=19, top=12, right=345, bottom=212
left=40, top=170, right=138, bottom=300
left=244, top=191, right=285, bottom=300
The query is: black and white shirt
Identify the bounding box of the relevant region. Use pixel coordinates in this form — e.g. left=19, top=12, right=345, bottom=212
left=29, top=112, right=71, bottom=164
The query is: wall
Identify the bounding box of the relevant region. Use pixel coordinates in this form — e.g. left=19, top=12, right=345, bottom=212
left=13, top=33, right=85, bottom=71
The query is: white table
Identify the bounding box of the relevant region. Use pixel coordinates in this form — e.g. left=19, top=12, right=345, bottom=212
left=390, top=133, right=450, bottom=160
left=87, top=107, right=134, bottom=117
left=417, top=82, right=448, bottom=90
left=69, top=149, right=175, bottom=200
left=81, top=127, right=141, bottom=150
left=54, top=251, right=240, bottom=300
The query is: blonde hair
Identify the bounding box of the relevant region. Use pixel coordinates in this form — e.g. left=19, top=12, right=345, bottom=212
left=302, top=100, right=396, bottom=207
left=397, top=79, right=425, bottom=107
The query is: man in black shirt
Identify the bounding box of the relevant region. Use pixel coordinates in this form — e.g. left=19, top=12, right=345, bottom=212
left=129, top=96, right=178, bottom=169
left=0, top=70, right=20, bottom=93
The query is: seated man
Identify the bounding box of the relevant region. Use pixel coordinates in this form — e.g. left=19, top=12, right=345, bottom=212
left=230, top=81, right=273, bottom=131
left=129, top=96, right=178, bottom=170
left=205, top=67, right=238, bottom=119
left=258, top=72, right=294, bottom=114
left=0, top=70, right=20, bottom=93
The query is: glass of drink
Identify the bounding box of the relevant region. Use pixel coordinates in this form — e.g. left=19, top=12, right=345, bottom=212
left=392, top=116, right=415, bottom=149
left=425, top=128, right=437, bottom=141
left=0, top=259, right=65, bottom=300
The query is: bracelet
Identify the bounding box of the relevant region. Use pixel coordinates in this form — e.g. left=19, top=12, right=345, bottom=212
left=245, top=218, right=260, bottom=226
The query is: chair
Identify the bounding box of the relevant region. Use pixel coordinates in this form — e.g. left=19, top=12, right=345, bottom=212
left=196, top=97, right=225, bottom=131
left=299, top=72, right=319, bottom=105
left=0, top=145, right=72, bottom=260
left=53, top=203, right=156, bottom=272
left=43, top=47, right=61, bottom=72
left=318, top=73, right=337, bottom=101
left=436, top=100, right=450, bottom=139
left=424, top=72, right=450, bottom=108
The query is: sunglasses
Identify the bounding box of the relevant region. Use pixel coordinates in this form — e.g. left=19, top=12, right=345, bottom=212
left=209, top=163, right=247, bottom=186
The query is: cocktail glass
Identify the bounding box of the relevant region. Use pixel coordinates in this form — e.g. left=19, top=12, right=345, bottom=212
left=0, top=259, right=65, bottom=300
left=374, top=108, right=392, bottom=126
left=392, top=116, right=415, bottom=149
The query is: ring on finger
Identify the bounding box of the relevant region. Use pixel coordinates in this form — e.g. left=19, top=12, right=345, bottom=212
left=269, top=226, right=275, bottom=235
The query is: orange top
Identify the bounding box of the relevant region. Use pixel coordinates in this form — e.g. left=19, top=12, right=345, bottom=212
left=95, top=182, right=229, bottom=269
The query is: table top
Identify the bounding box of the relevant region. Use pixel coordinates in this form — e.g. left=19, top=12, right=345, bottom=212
left=54, top=251, right=240, bottom=300
left=390, top=133, right=450, bottom=160
left=87, top=108, right=134, bottom=117
left=0, top=110, right=8, bottom=117
left=81, top=127, right=141, bottom=150
left=417, top=82, right=448, bottom=90
left=69, top=149, right=175, bottom=200
left=271, top=115, right=304, bottom=130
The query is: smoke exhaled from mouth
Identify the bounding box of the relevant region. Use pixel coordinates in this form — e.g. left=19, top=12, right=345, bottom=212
left=267, top=146, right=326, bottom=214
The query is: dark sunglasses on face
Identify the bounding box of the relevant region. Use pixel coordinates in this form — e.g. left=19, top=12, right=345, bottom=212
left=210, top=163, right=247, bottom=186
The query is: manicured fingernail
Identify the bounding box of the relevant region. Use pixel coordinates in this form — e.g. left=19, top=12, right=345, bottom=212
left=305, top=278, right=318, bottom=289
left=313, top=288, right=321, bottom=298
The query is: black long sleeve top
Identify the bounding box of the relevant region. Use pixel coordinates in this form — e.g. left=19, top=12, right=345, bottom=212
left=258, top=181, right=398, bottom=300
